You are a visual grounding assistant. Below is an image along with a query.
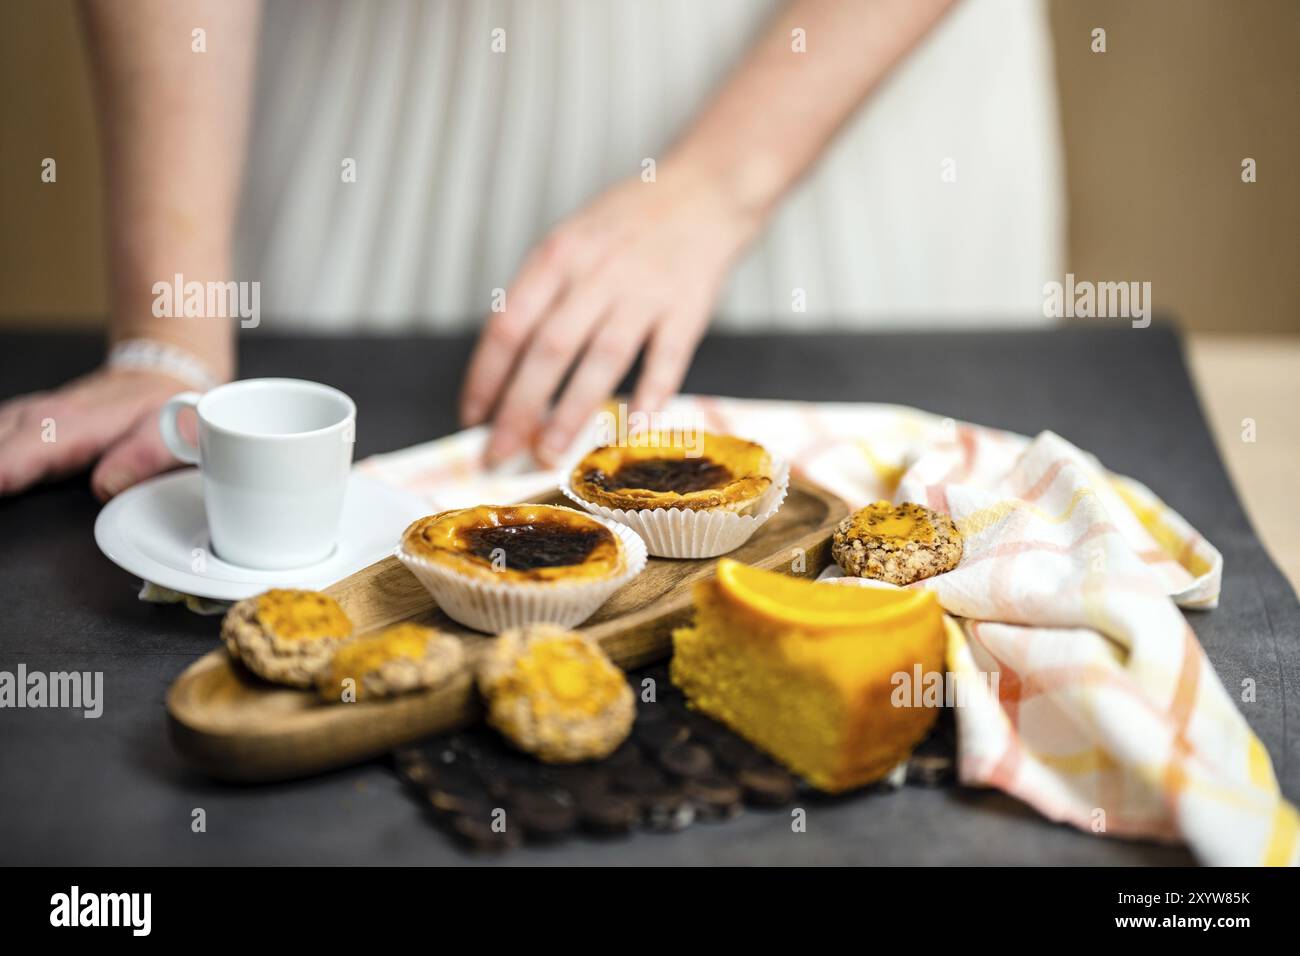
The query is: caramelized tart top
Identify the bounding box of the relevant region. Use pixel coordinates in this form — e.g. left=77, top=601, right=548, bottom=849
left=570, top=432, right=772, bottom=513
left=400, top=504, right=625, bottom=583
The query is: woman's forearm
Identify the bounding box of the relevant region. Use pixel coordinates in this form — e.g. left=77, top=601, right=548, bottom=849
left=668, top=0, right=957, bottom=225
left=78, top=0, right=261, bottom=381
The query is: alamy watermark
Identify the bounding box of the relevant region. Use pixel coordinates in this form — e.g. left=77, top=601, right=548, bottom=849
left=891, top=665, right=1000, bottom=708
left=0, top=664, right=103, bottom=718
left=591, top=402, right=705, bottom=457
left=152, top=272, right=260, bottom=328
left=50, top=886, right=150, bottom=936
left=1043, top=273, right=1151, bottom=328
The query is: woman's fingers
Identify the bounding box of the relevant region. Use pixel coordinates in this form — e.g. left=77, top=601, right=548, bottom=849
left=631, top=305, right=709, bottom=415
left=0, top=399, right=114, bottom=496
left=0, top=368, right=199, bottom=499
left=459, top=292, right=551, bottom=429
left=90, top=407, right=182, bottom=501
left=459, top=229, right=600, bottom=428
left=0, top=412, right=57, bottom=496
left=483, top=278, right=612, bottom=465
left=0, top=392, right=39, bottom=442
left=537, top=307, right=658, bottom=465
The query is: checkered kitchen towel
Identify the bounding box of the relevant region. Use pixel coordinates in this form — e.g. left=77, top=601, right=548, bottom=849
left=359, top=395, right=1299, bottom=866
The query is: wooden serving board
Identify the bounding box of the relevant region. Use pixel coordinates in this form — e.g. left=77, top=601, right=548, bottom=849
left=167, top=478, right=849, bottom=782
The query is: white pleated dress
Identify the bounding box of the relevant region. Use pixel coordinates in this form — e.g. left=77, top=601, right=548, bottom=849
left=235, top=0, right=1065, bottom=331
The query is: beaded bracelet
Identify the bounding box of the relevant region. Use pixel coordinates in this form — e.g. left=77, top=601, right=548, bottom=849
left=106, top=338, right=221, bottom=392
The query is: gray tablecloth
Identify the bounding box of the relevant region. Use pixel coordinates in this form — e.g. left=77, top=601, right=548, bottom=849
left=0, top=325, right=1294, bottom=865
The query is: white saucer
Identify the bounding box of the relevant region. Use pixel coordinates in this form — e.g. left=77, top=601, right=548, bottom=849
left=94, top=469, right=429, bottom=601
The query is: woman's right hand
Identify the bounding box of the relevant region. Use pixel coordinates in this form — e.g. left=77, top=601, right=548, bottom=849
left=0, top=367, right=197, bottom=501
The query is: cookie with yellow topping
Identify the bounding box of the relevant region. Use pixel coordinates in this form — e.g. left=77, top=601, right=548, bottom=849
left=831, top=500, right=963, bottom=586
left=476, top=624, right=634, bottom=763
left=316, top=623, right=465, bottom=703
left=221, top=588, right=353, bottom=688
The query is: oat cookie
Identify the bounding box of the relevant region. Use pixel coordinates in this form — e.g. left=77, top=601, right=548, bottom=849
left=221, top=588, right=353, bottom=688
left=316, top=623, right=464, bottom=703
left=831, top=500, right=963, bottom=586
left=476, top=624, right=634, bottom=763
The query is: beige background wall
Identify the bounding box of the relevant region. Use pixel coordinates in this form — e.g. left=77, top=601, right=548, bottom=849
left=1051, top=0, right=1299, bottom=334
left=0, top=0, right=108, bottom=323
left=2, top=0, right=1297, bottom=332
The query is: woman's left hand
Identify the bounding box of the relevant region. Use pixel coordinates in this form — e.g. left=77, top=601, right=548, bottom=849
left=459, top=159, right=758, bottom=466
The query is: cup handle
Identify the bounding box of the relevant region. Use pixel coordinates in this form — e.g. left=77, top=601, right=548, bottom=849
left=159, top=392, right=202, bottom=465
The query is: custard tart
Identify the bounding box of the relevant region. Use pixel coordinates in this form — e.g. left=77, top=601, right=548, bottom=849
left=396, top=504, right=647, bottom=632
left=400, top=504, right=627, bottom=582
left=569, top=432, right=772, bottom=514
left=563, top=432, right=788, bottom=559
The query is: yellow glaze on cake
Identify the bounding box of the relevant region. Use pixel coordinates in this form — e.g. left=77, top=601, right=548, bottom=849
left=255, top=589, right=353, bottom=643
left=671, top=560, right=945, bottom=792
left=399, top=505, right=624, bottom=583
left=569, top=432, right=772, bottom=513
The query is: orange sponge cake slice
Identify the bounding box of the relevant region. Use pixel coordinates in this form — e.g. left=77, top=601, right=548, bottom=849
left=671, top=561, right=946, bottom=793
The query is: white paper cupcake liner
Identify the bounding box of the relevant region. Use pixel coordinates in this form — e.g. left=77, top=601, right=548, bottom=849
left=561, top=458, right=790, bottom=559
left=395, top=515, right=647, bottom=634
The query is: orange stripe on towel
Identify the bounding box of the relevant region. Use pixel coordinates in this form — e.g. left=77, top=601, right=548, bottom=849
left=970, top=622, right=1025, bottom=791
left=1019, top=458, right=1068, bottom=502
left=1158, top=625, right=1202, bottom=815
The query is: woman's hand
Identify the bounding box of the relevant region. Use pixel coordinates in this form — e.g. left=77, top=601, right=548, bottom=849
left=459, top=160, right=760, bottom=466
left=0, top=368, right=195, bottom=501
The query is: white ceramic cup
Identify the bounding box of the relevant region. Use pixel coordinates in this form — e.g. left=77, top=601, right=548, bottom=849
left=159, top=378, right=356, bottom=570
